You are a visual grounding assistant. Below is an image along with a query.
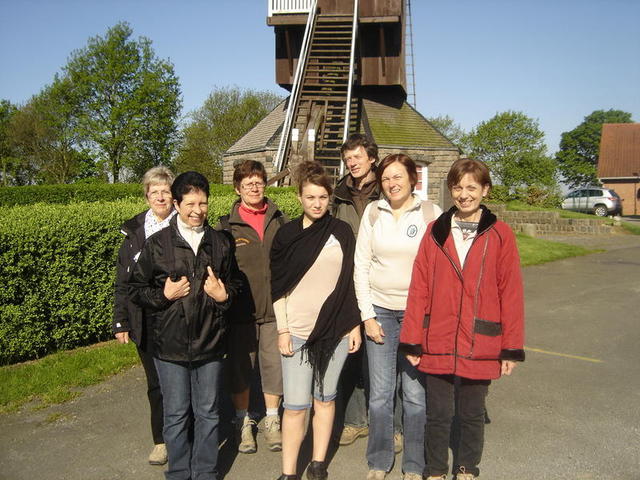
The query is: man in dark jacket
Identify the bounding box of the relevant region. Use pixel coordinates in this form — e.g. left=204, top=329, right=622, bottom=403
left=130, top=171, right=241, bottom=480
left=331, top=134, right=380, bottom=447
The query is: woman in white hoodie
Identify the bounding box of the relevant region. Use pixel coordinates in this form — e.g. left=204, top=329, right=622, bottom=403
left=354, top=154, right=442, bottom=480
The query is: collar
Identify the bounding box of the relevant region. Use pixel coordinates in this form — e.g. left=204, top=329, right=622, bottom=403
left=177, top=215, right=205, bottom=234
left=346, top=172, right=377, bottom=192
left=432, top=205, right=496, bottom=247
left=334, top=171, right=380, bottom=202
left=239, top=201, right=268, bottom=216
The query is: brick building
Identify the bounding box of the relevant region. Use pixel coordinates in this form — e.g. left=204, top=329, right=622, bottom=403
left=597, top=123, right=640, bottom=216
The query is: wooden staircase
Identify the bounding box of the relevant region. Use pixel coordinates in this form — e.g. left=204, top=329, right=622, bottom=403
left=280, top=13, right=360, bottom=185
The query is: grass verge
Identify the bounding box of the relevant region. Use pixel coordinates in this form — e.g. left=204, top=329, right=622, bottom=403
left=0, top=340, right=138, bottom=414
left=621, top=221, right=640, bottom=235
left=516, top=234, right=598, bottom=266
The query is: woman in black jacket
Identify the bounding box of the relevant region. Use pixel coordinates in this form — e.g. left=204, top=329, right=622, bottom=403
left=112, top=166, right=175, bottom=465
left=129, top=171, right=241, bottom=480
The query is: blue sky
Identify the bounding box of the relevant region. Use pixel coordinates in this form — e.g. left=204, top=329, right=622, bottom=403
left=1, top=0, right=638, bottom=154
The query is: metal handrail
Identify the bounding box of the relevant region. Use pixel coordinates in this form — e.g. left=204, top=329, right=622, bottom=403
left=340, top=0, right=359, bottom=177
left=273, top=0, right=318, bottom=174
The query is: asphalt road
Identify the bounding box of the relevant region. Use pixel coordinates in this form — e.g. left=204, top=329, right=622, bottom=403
left=1, top=236, right=639, bottom=480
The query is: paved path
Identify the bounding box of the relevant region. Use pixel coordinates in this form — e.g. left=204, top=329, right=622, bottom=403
left=1, top=235, right=639, bottom=480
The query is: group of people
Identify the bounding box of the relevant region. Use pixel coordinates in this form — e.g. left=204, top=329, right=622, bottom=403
left=113, top=134, right=525, bottom=480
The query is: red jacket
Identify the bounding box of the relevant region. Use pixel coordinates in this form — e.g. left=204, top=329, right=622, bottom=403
left=399, top=206, right=525, bottom=380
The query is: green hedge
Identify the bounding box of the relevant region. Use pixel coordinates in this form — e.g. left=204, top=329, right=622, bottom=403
left=0, top=189, right=301, bottom=365
left=0, top=183, right=238, bottom=207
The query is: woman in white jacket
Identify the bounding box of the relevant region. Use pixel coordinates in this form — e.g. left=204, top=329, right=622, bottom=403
left=354, top=154, right=442, bottom=480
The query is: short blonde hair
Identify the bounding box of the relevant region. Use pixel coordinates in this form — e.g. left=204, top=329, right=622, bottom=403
left=142, top=166, right=175, bottom=195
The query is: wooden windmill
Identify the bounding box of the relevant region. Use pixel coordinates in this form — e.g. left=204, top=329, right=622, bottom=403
left=224, top=1, right=459, bottom=205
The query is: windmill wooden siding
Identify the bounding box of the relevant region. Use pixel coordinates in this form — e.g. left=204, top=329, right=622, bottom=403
left=270, top=0, right=405, bottom=89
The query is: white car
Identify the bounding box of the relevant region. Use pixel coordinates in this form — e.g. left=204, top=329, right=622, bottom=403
left=561, top=187, right=622, bottom=216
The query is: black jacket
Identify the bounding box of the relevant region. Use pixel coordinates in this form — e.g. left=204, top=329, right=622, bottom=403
left=112, top=210, right=148, bottom=345
left=129, top=216, right=242, bottom=363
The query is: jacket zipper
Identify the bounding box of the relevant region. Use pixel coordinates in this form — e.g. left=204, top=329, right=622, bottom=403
left=436, top=227, right=491, bottom=374
left=174, top=234, right=196, bottom=365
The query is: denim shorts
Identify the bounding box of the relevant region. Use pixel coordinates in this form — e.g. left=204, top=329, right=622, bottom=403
left=281, top=335, right=349, bottom=410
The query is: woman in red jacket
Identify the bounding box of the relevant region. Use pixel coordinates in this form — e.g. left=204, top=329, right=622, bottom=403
left=399, top=158, right=525, bottom=480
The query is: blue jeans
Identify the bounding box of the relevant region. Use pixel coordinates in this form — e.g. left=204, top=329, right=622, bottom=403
left=366, top=306, right=426, bottom=475
left=336, top=343, right=369, bottom=427
left=155, top=358, right=222, bottom=480
left=282, top=335, right=349, bottom=410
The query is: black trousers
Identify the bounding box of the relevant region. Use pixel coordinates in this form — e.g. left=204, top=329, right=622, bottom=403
left=425, top=374, right=490, bottom=477
left=137, top=319, right=164, bottom=445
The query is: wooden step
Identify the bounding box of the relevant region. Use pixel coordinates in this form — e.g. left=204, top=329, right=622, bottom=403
left=310, top=48, right=351, bottom=54
left=303, top=73, right=350, bottom=79
left=308, top=54, right=351, bottom=60
left=314, top=33, right=352, bottom=38
left=302, top=81, right=348, bottom=87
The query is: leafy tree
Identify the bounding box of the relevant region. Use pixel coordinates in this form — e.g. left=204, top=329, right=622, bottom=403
left=7, top=76, right=94, bottom=184
left=0, top=100, right=20, bottom=186
left=63, top=22, right=181, bottom=182
left=556, top=109, right=633, bottom=187
left=175, top=86, right=283, bottom=183
left=464, top=111, right=557, bottom=190
left=427, top=114, right=467, bottom=150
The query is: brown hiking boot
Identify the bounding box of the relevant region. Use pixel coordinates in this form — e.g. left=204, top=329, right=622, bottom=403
left=403, top=474, right=423, bottom=480
left=148, top=443, right=167, bottom=465
left=366, top=470, right=386, bottom=480
left=394, top=431, right=403, bottom=454
left=235, top=416, right=257, bottom=454
left=455, top=467, right=476, bottom=480
left=338, top=425, right=369, bottom=446
left=263, top=414, right=282, bottom=452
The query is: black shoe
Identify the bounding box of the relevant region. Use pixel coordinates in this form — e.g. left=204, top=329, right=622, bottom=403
left=277, top=475, right=298, bottom=480
left=306, top=461, right=328, bottom=480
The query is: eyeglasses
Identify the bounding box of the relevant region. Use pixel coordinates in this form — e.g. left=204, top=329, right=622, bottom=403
left=240, top=182, right=265, bottom=191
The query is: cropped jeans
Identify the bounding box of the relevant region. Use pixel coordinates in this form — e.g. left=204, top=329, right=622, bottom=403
left=281, top=335, right=349, bottom=410
left=366, top=305, right=426, bottom=475
left=154, top=358, right=222, bottom=480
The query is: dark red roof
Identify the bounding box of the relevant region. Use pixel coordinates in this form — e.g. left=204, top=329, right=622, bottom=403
left=598, top=123, right=640, bottom=178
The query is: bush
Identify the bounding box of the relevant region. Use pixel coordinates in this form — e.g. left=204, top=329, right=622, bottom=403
left=0, top=183, right=237, bottom=207
left=515, top=185, right=563, bottom=208
left=488, top=184, right=563, bottom=209
left=488, top=185, right=513, bottom=203
left=0, top=189, right=300, bottom=365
